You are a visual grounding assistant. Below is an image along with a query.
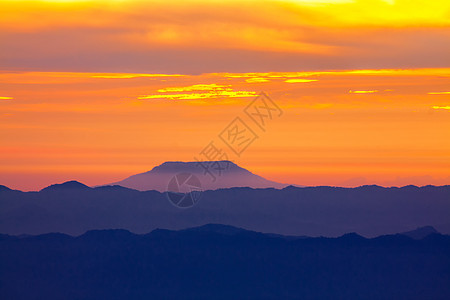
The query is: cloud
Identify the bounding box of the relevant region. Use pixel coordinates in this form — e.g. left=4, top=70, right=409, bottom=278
left=349, top=90, right=378, bottom=94
left=139, top=84, right=257, bottom=100
left=432, top=106, right=450, bottom=110
left=0, top=96, right=13, bottom=100
left=285, top=79, right=318, bottom=83
left=428, top=92, right=450, bottom=95
left=157, top=84, right=230, bottom=93
left=245, top=78, right=270, bottom=83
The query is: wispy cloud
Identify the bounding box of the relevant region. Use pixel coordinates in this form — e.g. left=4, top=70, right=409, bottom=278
left=157, top=84, right=229, bottom=93
left=245, top=78, right=270, bottom=83
left=428, top=92, right=450, bottom=95
left=349, top=90, right=378, bottom=94
left=432, top=106, right=450, bottom=110
left=138, top=91, right=257, bottom=100
left=139, top=84, right=257, bottom=100
left=285, top=79, right=318, bottom=83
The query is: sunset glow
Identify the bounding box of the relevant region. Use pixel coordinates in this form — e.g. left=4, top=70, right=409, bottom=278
left=1, top=0, right=449, bottom=190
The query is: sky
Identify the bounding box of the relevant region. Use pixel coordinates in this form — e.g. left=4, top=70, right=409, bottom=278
left=0, top=0, right=449, bottom=190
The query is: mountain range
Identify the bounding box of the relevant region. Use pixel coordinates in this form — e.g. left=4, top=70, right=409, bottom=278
left=1, top=179, right=449, bottom=237
left=1, top=224, right=449, bottom=300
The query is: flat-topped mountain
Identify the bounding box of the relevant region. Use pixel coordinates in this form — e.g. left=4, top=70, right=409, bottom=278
left=106, top=160, right=288, bottom=191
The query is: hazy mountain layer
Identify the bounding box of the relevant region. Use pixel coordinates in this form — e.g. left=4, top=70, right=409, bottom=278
left=1, top=183, right=449, bottom=237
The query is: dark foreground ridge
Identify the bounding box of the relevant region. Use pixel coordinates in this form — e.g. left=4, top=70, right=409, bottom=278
left=1, top=224, right=450, bottom=300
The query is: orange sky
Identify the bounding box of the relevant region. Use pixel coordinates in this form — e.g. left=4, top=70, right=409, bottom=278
left=0, top=0, right=449, bottom=190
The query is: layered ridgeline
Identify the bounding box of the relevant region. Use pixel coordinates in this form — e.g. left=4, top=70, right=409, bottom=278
left=1, top=180, right=449, bottom=237
left=106, top=161, right=287, bottom=191
left=1, top=224, right=450, bottom=300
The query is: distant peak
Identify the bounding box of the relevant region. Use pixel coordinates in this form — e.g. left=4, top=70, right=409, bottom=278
left=282, top=185, right=300, bottom=190
left=40, top=181, right=90, bottom=192
left=400, top=185, right=420, bottom=189
left=357, top=184, right=384, bottom=189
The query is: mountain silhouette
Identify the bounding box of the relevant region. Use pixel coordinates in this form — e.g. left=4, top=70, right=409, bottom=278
left=106, top=161, right=288, bottom=191
left=40, top=180, right=90, bottom=192
left=1, top=224, right=449, bottom=300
